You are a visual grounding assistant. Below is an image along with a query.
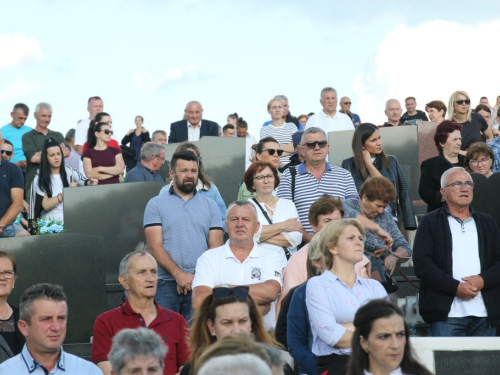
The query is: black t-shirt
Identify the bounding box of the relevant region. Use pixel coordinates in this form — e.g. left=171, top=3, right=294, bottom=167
left=0, top=158, right=24, bottom=220
left=400, top=110, right=429, bottom=125
left=460, top=112, right=488, bottom=150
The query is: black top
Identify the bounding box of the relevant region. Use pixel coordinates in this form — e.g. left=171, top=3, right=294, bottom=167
left=459, top=112, right=488, bottom=150
left=0, top=305, right=25, bottom=355
left=400, top=110, right=429, bottom=125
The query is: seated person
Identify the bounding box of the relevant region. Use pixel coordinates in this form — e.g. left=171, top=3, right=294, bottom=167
left=124, top=142, right=165, bottom=182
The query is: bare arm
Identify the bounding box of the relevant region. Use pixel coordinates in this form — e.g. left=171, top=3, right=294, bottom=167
left=0, top=188, right=23, bottom=234
left=208, top=229, right=224, bottom=249
left=363, top=150, right=382, bottom=177
left=258, top=217, right=302, bottom=242
left=83, top=158, right=115, bottom=180
left=335, top=329, right=354, bottom=348
left=192, top=286, right=213, bottom=309
left=93, top=153, right=125, bottom=176
left=30, top=151, right=42, bottom=164
left=41, top=192, right=62, bottom=212
left=13, top=160, right=27, bottom=169
left=75, top=145, right=83, bottom=156
left=247, top=280, right=280, bottom=305
left=60, top=143, right=70, bottom=158
left=97, top=361, right=111, bottom=375
left=354, top=214, right=393, bottom=248
left=262, top=234, right=294, bottom=247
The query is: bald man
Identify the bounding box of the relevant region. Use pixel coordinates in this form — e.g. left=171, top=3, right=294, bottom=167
left=168, top=101, right=219, bottom=143
left=381, top=99, right=403, bottom=127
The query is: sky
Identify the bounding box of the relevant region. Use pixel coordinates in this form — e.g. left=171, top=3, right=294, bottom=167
left=1, top=0, right=500, bottom=141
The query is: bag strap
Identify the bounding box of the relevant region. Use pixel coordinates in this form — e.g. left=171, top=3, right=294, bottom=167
left=251, top=198, right=291, bottom=260
left=289, top=166, right=297, bottom=202
left=394, top=267, right=419, bottom=289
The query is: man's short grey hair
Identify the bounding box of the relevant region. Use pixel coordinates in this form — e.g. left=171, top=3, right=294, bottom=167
left=274, top=95, right=288, bottom=102
left=35, top=102, right=52, bottom=114
left=109, top=328, right=167, bottom=375
left=152, top=130, right=166, bottom=140
left=227, top=200, right=258, bottom=221
left=300, top=127, right=328, bottom=145
left=321, top=87, right=337, bottom=98
left=440, top=167, right=470, bottom=188
left=198, top=354, right=272, bottom=375
left=119, top=242, right=154, bottom=279
left=385, top=99, right=401, bottom=110
left=140, top=142, right=165, bottom=162
left=65, top=128, right=75, bottom=143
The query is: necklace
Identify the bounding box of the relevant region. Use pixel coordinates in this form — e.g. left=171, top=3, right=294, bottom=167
left=264, top=201, right=278, bottom=216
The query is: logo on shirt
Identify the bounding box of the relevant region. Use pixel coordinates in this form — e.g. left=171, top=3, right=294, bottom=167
left=251, top=267, right=262, bottom=280
left=274, top=270, right=281, bottom=278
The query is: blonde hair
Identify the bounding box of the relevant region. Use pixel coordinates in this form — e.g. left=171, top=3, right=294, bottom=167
left=447, top=90, right=472, bottom=122
left=319, top=219, right=365, bottom=269
left=308, top=233, right=323, bottom=261
left=267, top=97, right=284, bottom=110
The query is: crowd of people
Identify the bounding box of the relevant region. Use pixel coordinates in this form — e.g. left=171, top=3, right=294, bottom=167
left=1, top=88, right=500, bottom=374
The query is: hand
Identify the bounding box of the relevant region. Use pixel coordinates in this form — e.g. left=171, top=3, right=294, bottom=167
left=375, top=227, right=393, bottom=248
left=384, top=254, right=398, bottom=275
left=462, top=275, right=484, bottom=291
left=89, top=178, right=98, bottom=186
left=175, top=271, right=194, bottom=293
left=23, top=200, right=30, bottom=212
left=456, top=282, right=478, bottom=300
left=259, top=303, right=271, bottom=316
left=0, top=223, right=4, bottom=236
left=69, top=182, right=78, bottom=187
left=362, top=149, right=372, bottom=166
left=281, top=217, right=303, bottom=232
left=340, top=323, right=355, bottom=332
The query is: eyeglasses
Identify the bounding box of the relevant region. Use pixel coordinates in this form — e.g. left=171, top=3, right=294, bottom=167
left=469, top=158, right=491, bottom=165
left=253, top=174, right=274, bottom=182
left=443, top=181, right=474, bottom=190
left=263, top=149, right=284, bottom=156
left=455, top=99, right=471, bottom=105
left=0, top=270, right=14, bottom=279
left=304, top=140, right=328, bottom=149
left=213, top=286, right=249, bottom=299
left=155, top=155, right=166, bottom=163
left=342, top=102, right=352, bottom=105
left=101, top=129, right=113, bottom=135
left=0, top=150, right=13, bottom=156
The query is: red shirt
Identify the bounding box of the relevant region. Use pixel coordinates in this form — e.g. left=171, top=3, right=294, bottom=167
left=91, top=299, right=190, bottom=375
left=82, top=139, right=120, bottom=152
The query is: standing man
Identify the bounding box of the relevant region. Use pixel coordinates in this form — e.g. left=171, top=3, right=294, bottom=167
left=236, top=119, right=257, bottom=171
left=262, top=95, right=302, bottom=130
left=124, top=143, right=165, bottom=182
left=305, top=88, right=354, bottom=132
left=144, top=150, right=224, bottom=320
left=277, top=127, right=358, bottom=243
left=400, top=97, right=429, bottom=125
left=413, top=167, right=500, bottom=337
left=1, top=103, right=32, bottom=171
left=0, top=283, right=102, bottom=374
left=381, top=99, right=403, bottom=127
left=0, top=130, right=24, bottom=238
left=168, top=101, right=219, bottom=143
left=339, top=96, right=361, bottom=126
left=74, top=96, right=103, bottom=156
left=22, top=103, right=70, bottom=201
left=222, top=124, right=235, bottom=137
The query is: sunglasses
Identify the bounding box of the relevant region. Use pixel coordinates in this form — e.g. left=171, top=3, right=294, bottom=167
left=342, top=102, right=352, bottom=105
left=213, top=286, right=250, bottom=300
left=263, top=148, right=284, bottom=156
left=455, top=99, right=471, bottom=105
left=0, top=150, right=13, bottom=156
left=101, top=129, right=114, bottom=135
left=304, top=140, right=328, bottom=149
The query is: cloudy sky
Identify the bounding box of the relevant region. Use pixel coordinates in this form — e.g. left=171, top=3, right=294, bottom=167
left=1, top=0, right=499, bottom=141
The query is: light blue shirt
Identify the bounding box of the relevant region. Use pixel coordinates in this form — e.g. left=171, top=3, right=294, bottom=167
left=0, top=344, right=103, bottom=374
left=0, top=123, right=32, bottom=166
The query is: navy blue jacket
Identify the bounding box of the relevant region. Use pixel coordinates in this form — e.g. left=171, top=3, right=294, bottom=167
left=168, top=119, right=219, bottom=144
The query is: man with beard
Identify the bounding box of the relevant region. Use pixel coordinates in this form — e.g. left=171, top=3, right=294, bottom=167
left=143, top=150, right=224, bottom=320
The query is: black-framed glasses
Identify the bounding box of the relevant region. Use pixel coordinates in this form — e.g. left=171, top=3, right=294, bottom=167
left=455, top=99, right=471, bottom=105
left=213, top=286, right=249, bottom=300
left=0, top=270, right=14, bottom=279
left=263, top=148, right=284, bottom=156
left=101, top=129, right=113, bottom=135
left=469, top=158, right=491, bottom=165
left=253, top=174, right=274, bottom=182
left=443, top=181, right=474, bottom=190
left=304, top=140, right=328, bottom=149
left=1, top=150, right=13, bottom=156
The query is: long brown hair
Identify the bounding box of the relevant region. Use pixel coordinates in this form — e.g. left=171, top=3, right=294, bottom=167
left=352, top=123, right=389, bottom=180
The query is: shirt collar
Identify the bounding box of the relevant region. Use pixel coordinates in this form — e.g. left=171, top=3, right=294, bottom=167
left=224, top=240, right=260, bottom=259
left=21, top=343, right=65, bottom=373
left=121, top=299, right=172, bottom=323
left=297, top=160, right=332, bottom=174
left=443, top=201, right=475, bottom=220
left=168, top=184, right=197, bottom=197
left=139, top=162, right=158, bottom=174
left=321, top=110, right=337, bottom=119
left=324, top=269, right=362, bottom=286
left=188, top=120, right=202, bottom=128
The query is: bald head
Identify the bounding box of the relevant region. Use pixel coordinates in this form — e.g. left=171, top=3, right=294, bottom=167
left=340, top=96, right=352, bottom=111
left=185, top=101, right=203, bottom=126
left=385, top=99, right=402, bottom=125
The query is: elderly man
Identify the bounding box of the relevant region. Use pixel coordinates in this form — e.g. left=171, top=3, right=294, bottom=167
left=144, top=150, right=224, bottom=320
left=168, top=101, right=219, bottom=143
left=305, top=88, right=354, bottom=132
left=125, top=143, right=165, bottom=183
left=1, top=103, right=31, bottom=170
left=92, top=244, right=189, bottom=375
left=192, top=201, right=282, bottom=329
left=0, top=283, right=101, bottom=374
left=277, top=127, right=358, bottom=243
left=262, top=95, right=302, bottom=130
left=381, top=99, right=403, bottom=127
left=339, top=96, right=361, bottom=126
left=414, top=167, right=500, bottom=337
left=400, top=97, right=429, bottom=125
left=152, top=130, right=167, bottom=145
left=222, top=124, right=235, bottom=137
left=22, top=103, right=70, bottom=201
left=108, top=328, right=168, bottom=375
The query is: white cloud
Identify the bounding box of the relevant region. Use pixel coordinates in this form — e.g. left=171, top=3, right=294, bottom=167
left=354, top=19, right=500, bottom=124
left=0, top=33, right=43, bottom=69
left=0, top=76, right=43, bottom=101
left=132, top=63, right=200, bottom=93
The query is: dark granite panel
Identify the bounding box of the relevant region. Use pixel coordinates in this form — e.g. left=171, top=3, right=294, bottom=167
left=434, top=350, right=500, bottom=375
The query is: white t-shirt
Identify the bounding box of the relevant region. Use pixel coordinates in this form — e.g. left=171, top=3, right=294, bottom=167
left=35, top=174, right=64, bottom=223
left=306, top=110, right=354, bottom=133
left=192, top=240, right=283, bottom=329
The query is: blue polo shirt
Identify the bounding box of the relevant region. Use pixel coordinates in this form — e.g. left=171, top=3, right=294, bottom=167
left=0, top=123, right=32, bottom=166
left=125, top=162, right=164, bottom=183
left=0, top=344, right=102, bottom=374
left=143, top=186, right=223, bottom=280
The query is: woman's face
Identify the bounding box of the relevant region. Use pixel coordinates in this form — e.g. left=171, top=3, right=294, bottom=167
left=0, top=257, right=15, bottom=298
left=477, top=109, right=491, bottom=123
left=46, top=146, right=62, bottom=169
left=360, top=314, right=406, bottom=375
left=453, top=93, right=470, bottom=116
left=135, top=116, right=143, bottom=126
left=298, top=117, right=307, bottom=127
left=252, top=166, right=275, bottom=195
left=363, top=129, right=383, bottom=157
left=360, top=195, right=389, bottom=220
left=469, top=152, right=493, bottom=176
left=256, top=142, right=280, bottom=167
left=329, top=225, right=364, bottom=265
left=227, top=116, right=237, bottom=125
left=441, top=130, right=462, bottom=156
left=207, top=302, right=252, bottom=340
left=96, top=124, right=112, bottom=143
left=427, top=107, right=444, bottom=123
left=268, top=100, right=284, bottom=120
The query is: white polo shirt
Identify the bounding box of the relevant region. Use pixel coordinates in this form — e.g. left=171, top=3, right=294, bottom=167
left=192, top=240, right=283, bottom=329
left=305, top=110, right=354, bottom=132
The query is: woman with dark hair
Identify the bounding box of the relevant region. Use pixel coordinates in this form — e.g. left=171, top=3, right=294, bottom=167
left=121, top=115, right=151, bottom=171
left=81, top=112, right=121, bottom=152
left=341, top=123, right=416, bottom=231
left=29, top=138, right=97, bottom=223
left=464, top=142, right=494, bottom=178
left=346, top=299, right=433, bottom=375
left=418, top=121, right=464, bottom=212
left=474, top=104, right=494, bottom=127
left=83, top=119, right=125, bottom=184
left=425, top=100, right=447, bottom=123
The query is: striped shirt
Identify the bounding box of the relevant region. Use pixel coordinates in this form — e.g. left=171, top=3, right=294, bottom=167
left=260, top=122, right=297, bottom=163
left=277, top=162, right=358, bottom=233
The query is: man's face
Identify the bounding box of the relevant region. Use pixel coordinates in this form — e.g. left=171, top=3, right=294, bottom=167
left=11, top=109, right=28, bottom=128
left=311, top=210, right=342, bottom=233
left=226, top=205, right=260, bottom=244
left=34, top=108, right=52, bottom=129
left=282, top=99, right=290, bottom=117
left=405, top=99, right=416, bottom=113
left=87, top=98, right=103, bottom=119
left=385, top=100, right=402, bottom=123
left=237, top=127, right=247, bottom=138
left=339, top=97, right=351, bottom=112
left=151, top=150, right=165, bottom=170
left=170, top=159, right=198, bottom=194
left=480, top=98, right=489, bottom=106
left=440, top=170, right=474, bottom=208
left=223, top=128, right=235, bottom=137
left=153, top=133, right=167, bottom=145
left=185, top=102, right=203, bottom=126
left=117, top=356, right=162, bottom=375
left=19, top=299, right=67, bottom=356
left=320, top=90, right=337, bottom=114
left=303, top=132, right=329, bottom=164
left=1, top=143, right=14, bottom=161
left=121, top=254, right=158, bottom=299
